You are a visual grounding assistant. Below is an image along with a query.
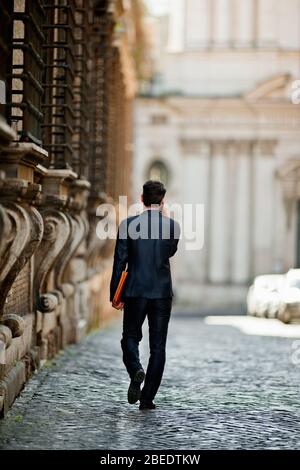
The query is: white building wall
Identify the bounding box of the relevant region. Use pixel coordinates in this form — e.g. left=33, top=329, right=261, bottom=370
left=161, top=0, right=300, bottom=96
left=134, top=0, right=300, bottom=307
left=278, top=0, right=300, bottom=49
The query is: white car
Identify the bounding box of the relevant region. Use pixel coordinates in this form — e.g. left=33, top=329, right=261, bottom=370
left=265, top=275, right=285, bottom=318
left=277, top=269, right=300, bottom=323
left=247, top=275, right=284, bottom=317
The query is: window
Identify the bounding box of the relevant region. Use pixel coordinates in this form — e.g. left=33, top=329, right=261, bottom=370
left=151, top=114, right=168, bottom=125
left=148, top=160, right=169, bottom=186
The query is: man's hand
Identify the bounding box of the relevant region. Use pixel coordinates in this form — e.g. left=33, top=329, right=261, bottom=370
left=161, top=203, right=170, bottom=217
left=112, top=300, right=124, bottom=310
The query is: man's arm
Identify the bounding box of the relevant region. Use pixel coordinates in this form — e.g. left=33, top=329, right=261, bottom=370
left=110, top=220, right=128, bottom=301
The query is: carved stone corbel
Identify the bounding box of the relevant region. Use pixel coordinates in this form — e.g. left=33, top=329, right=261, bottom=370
left=33, top=168, right=80, bottom=311
left=33, top=201, right=72, bottom=313
left=32, top=169, right=77, bottom=355
left=0, top=179, right=43, bottom=318
left=0, top=141, right=47, bottom=320
left=0, top=325, right=12, bottom=349
left=0, top=133, right=47, bottom=410
left=55, top=179, right=90, bottom=290
left=0, top=314, right=25, bottom=338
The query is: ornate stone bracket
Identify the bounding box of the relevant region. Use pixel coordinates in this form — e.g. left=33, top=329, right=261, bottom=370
left=0, top=314, right=25, bottom=338
left=33, top=169, right=77, bottom=313
left=0, top=179, right=43, bottom=318
left=0, top=121, right=44, bottom=344
left=54, top=179, right=90, bottom=291
left=34, top=205, right=71, bottom=313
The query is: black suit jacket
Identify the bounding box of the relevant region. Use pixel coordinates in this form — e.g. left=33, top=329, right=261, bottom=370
left=110, top=210, right=180, bottom=301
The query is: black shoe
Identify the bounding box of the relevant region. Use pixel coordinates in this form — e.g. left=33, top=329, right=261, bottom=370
left=139, top=401, right=156, bottom=410
left=127, top=369, right=145, bottom=404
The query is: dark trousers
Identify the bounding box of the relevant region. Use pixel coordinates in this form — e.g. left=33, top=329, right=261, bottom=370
left=121, top=297, right=172, bottom=402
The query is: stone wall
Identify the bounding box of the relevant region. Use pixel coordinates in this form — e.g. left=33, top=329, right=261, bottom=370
left=0, top=0, right=142, bottom=417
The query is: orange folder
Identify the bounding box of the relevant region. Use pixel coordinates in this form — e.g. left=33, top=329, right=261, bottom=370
left=112, top=270, right=128, bottom=310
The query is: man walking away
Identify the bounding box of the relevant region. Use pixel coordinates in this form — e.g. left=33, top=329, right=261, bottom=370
left=110, top=180, right=180, bottom=410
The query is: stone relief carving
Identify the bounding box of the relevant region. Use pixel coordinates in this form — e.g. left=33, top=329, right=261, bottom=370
left=54, top=179, right=90, bottom=294
left=0, top=180, right=43, bottom=319
left=33, top=204, right=71, bottom=313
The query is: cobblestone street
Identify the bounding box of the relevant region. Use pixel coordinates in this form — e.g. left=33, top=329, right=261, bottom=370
left=1, top=313, right=300, bottom=450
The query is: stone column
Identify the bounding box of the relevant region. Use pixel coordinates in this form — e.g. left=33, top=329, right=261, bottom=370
left=184, top=139, right=211, bottom=283
left=226, top=141, right=237, bottom=282
left=235, top=0, right=255, bottom=47
left=201, top=141, right=212, bottom=283
left=213, top=0, right=231, bottom=47
left=209, top=141, right=230, bottom=283
left=252, top=140, right=277, bottom=276
left=167, top=0, right=185, bottom=52
left=231, top=141, right=251, bottom=283
left=257, top=0, right=277, bottom=47
left=277, top=161, right=300, bottom=271
left=185, top=0, right=211, bottom=48
left=273, top=176, right=287, bottom=273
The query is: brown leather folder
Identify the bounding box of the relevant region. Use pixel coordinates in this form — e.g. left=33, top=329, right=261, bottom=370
left=112, top=270, right=128, bottom=310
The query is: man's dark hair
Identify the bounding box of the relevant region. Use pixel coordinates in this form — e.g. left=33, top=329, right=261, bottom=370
left=143, top=180, right=166, bottom=207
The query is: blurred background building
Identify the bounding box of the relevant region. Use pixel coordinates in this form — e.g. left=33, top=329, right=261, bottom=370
left=134, top=0, right=300, bottom=307
left=0, top=0, right=145, bottom=416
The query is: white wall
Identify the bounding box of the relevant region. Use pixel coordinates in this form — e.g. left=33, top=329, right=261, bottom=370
left=134, top=98, right=300, bottom=306
left=160, top=0, right=300, bottom=96
left=133, top=0, right=300, bottom=307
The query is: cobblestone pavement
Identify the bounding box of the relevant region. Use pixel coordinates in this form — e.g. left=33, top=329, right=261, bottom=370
left=1, top=314, right=300, bottom=450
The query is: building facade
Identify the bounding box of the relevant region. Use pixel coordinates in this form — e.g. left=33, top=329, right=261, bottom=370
left=134, top=0, right=300, bottom=307
left=0, top=0, right=142, bottom=416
